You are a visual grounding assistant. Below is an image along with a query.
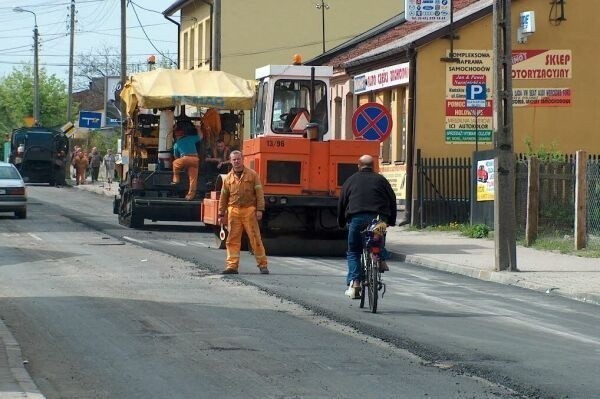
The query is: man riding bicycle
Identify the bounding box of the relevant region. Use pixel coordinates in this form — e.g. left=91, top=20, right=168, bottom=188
left=337, top=154, right=397, bottom=299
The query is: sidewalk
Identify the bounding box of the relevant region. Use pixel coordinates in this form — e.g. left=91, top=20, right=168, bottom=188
left=71, top=180, right=600, bottom=306
left=384, top=227, right=600, bottom=306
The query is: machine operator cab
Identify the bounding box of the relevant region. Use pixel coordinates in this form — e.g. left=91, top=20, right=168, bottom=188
left=251, top=63, right=333, bottom=140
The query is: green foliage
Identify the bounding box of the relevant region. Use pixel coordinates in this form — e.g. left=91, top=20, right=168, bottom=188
left=522, top=136, right=566, bottom=163
left=539, top=202, right=574, bottom=228
left=464, top=223, right=490, bottom=238
left=517, top=234, right=600, bottom=258
left=417, top=222, right=490, bottom=239
left=0, top=65, right=78, bottom=131
left=88, top=130, right=119, bottom=155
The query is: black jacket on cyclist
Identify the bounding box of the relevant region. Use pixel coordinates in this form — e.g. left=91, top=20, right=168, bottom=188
left=337, top=166, right=397, bottom=228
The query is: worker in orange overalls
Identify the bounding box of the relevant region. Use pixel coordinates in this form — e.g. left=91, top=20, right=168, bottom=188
left=217, top=150, right=269, bottom=275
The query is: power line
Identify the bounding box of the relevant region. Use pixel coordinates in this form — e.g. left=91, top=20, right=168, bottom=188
left=128, top=1, right=177, bottom=67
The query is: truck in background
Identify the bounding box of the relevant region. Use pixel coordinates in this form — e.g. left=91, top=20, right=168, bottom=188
left=8, top=126, right=69, bottom=185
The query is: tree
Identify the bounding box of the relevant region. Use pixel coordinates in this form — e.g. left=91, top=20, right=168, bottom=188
left=75, top=46, right=176, bottom=91
left=0, top=65, right=77, bottom=131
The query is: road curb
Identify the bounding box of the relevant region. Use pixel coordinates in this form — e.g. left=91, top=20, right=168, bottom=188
left=392, top=251, right=600, bottom=306
left=0, top=318, right=45, bottom=398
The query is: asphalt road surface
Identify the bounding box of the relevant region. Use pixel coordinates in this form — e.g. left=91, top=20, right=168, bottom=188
left=0, top=185, right=598, bottom=398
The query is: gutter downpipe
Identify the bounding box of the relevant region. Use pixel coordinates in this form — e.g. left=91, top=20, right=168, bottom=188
left=163, top=14, right=181, bottom=69
left=212, top=0, right=221, bottom=70
left=404, top=47, right=417, bottom=226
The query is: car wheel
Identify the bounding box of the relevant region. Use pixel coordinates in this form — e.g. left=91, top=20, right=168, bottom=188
left=15, top=209, right=27, bottom=219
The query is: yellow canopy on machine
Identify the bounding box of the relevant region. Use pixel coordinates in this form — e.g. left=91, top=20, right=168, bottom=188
left=120, top=69, right=256, bottom=117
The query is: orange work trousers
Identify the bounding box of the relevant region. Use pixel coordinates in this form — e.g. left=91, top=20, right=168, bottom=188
left=225, top=206, right=268, bottom=270
left=172, top=156, right=199, bottom=199
left=75, top=167, right=87, bottom=185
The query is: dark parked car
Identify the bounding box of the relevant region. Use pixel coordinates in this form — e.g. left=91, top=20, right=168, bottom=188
left=0, top=161, right=27, bottom=219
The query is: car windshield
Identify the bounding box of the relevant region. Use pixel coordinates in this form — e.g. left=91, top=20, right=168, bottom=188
left=0, top=166, right=21, bottom=179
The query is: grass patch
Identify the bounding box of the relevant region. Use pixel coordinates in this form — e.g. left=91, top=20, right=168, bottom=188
left=412, top=223, right=600, bottom=258
left=414, top=222, right=490, bottom=239
left=518, top=234, right=600, bottom=258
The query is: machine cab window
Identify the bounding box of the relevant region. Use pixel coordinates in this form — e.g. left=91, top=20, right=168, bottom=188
left=252, top=77, right=328, bottom=137
left=271, top=79, right=327, bottom=135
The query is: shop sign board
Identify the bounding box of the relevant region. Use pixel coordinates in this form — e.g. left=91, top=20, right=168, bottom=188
left=511, top=50, right=572, bottom=80
left=512, top=87, right=572, bottom=107
left=353, top=62, right=409, bottom=94
left=405, top=0, right=451, bottom=22
left=445, top=50, right=494, bottom=143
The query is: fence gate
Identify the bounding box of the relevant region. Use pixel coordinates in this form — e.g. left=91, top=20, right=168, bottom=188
left=416, top=149, right=472, bottom=227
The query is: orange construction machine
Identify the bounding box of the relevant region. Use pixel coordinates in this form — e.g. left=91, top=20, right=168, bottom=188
left=203, top=63, right=379, bottom=254
left=115, top=62, right=378, bottom=255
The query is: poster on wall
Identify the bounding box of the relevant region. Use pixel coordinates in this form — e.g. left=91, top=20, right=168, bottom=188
left=445, top=50, right=494, bottom=143
left=512, top=88, right=572, bottom=107
left=476, top=159, right=494, bottom=201
left=380, top=164, right=406, bottom=206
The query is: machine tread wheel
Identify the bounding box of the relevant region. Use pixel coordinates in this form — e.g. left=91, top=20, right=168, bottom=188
left=118, top=191, right=144, bottom=228
left=15, top=209, right=27, bottom=219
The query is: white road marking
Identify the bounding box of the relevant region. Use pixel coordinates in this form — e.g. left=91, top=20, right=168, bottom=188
left=122, top=236, right=145, bottom=244
left=188, top=241, right=210, bottom=248
left=28, top=233, right=43, bottom=241
left=164, top=240, right=187, bottom=247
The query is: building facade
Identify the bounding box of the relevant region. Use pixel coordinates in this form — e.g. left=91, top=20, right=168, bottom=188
left=163, top=0, right=404, bottom=80
left=309, top=0, right=598, bottom=220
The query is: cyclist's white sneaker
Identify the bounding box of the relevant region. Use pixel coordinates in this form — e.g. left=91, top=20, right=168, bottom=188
left=345, top=282, right=361, bottom=299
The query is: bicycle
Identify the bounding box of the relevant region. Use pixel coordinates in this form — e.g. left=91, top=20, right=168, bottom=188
left=359, top=218, right=387, bottom=313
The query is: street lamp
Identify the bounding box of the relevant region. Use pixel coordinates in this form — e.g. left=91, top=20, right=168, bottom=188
left=315, top=1, right=329, bottom=53
left=13, top=6, right=40, bottom=124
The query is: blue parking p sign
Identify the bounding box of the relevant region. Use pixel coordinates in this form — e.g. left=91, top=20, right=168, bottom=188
left=466, top=84, right=487, bottom=108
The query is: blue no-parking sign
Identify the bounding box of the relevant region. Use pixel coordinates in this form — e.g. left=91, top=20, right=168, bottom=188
left=466, top=84, right=487, bottom=108
left=351, top=102, right=393, bottom=141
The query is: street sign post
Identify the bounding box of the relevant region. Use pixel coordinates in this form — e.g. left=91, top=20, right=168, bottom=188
left=466, top=83, right=487, bottom=151
left=466, top=83, right=487, bottom=108
left=351, top=102, right=393, bottom=142
left=79, top=111, right=102, bottom=129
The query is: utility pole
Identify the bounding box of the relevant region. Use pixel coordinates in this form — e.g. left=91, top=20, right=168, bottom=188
left=33, top=22, right=40, bottom=124
left=67, top=0, right=75, bottom=122
left=14, top=7, right=40, bottom=123
left=120, top=0, right=127, bottom=144
left=493, top=0, right=517, bottom=271
left=315, top=1, right=329, bottom=53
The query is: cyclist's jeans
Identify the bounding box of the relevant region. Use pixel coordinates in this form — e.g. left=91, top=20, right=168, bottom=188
left=346, top=212, right=379, bottom=285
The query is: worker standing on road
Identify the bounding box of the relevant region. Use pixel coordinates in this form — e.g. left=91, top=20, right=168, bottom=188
left=217, top=150, right=269, bottom=275
left=73, top=150, right=89, bottom=186
left=171, top=124, right=202, bottom=200
left=337, top=154, right=396, bottom=299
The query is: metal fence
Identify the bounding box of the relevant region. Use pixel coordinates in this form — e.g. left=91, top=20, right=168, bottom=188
left=415, top=150, right=471, bottom=227
left=588, top=156, right=600, bottom=235
left=415, top=152, right=599, bottom=238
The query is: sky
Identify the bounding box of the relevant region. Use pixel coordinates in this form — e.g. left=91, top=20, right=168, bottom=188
left=0, top=0, right=179, bottom=90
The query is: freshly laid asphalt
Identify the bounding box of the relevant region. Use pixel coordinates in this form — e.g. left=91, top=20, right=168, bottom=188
left=1, top=179, right=598, bottom=397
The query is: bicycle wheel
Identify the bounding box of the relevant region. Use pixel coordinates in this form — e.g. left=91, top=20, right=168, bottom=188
left=368, top=255, right=378, bottom=313
left=359, top=250, right=368, bottom=308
